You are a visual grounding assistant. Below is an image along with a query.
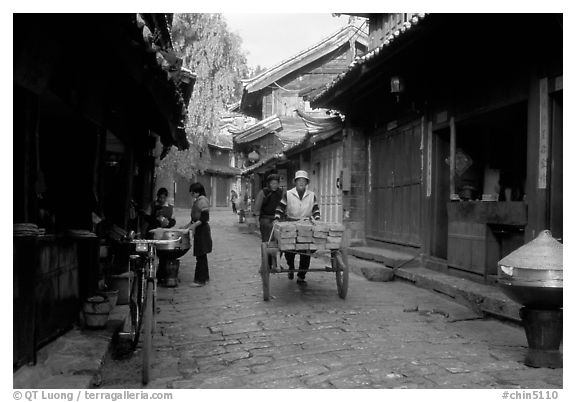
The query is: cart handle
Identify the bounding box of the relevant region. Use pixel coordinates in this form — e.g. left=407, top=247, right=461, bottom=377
left=268, top=222, right=277, bottom=245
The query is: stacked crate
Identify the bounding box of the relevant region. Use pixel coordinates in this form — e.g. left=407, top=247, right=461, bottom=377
left=274, top=221, right=345, bottom=251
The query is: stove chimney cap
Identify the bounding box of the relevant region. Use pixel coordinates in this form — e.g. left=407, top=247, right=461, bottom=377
left=498, top=230, right=562, bottom=271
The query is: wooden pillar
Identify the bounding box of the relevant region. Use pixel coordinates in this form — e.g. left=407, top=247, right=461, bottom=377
left=14, top=86, right=40, bottom=223
left=123, top=148, right=135, bottom=230
left=422, top=118, right=433, bottom=256
left=449, top=116, right=456, bottom=197
left=525, top=75, right=550, bottom=242
left=211, top=175, right=216, bottom=208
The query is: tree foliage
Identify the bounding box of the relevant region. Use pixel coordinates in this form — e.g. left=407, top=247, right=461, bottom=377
left=159, top=14, right=248, bottom=178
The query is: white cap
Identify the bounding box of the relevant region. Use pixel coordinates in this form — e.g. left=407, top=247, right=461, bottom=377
left=294, top=170, right=309, bottom=182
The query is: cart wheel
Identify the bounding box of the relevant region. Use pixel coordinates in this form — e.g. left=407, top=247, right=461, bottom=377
left=332, top=248, right=349, bottom=299
left=260, top=243, right=271, bottom=301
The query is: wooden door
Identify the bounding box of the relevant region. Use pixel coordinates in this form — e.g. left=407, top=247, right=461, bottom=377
left=174, top=175, right=191, bottom=209
left=310, top=142, right=343, bottom=223
left=215, top=177, right=229, bottom=207
left=368, top=121, right=422, bottom=246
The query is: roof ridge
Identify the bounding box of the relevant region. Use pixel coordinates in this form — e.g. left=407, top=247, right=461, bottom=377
left=242, top=24, right=368, bottom=87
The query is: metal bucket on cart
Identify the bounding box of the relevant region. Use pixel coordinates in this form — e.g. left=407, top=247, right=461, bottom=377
left=149, top=228, right=191, bottom=260
left=149, top=229, right=191, bottom=286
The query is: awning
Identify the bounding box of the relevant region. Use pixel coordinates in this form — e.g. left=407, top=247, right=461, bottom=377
left=284, top=109, right=343, bottom=156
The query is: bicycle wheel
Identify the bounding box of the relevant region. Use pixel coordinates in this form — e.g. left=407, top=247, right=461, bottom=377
left=142, top=280, right=154, bottom=385
left=129, top=266, right=145, bottom=347
left=332, top=249, right=349, bottom=299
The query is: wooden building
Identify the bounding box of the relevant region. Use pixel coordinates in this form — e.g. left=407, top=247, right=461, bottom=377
left=311, top=13, right=562, bottom=282
left=235, top=25, right=368, bottom=216
left=194, top=143, right=241, bottom=208
left=158, top=143, right=240, bottom=211
left=13, top=14, right=195, bottom=369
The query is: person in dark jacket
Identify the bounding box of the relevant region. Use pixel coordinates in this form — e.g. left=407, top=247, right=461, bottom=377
left=253, top=174, right=284, bottom=270
left=181, top=182, right=213, bottom=286
left=151, top=187, right=176, bottom=229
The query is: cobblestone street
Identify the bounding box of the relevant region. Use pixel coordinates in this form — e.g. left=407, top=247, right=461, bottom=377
left=99, top=208, right=563, bottom=389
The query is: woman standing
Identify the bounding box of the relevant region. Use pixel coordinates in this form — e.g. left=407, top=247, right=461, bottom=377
left=182, top=182, right=213, bottom=286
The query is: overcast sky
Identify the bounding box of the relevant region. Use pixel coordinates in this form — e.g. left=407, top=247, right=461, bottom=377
left=222, top=13, right=354, bottom=69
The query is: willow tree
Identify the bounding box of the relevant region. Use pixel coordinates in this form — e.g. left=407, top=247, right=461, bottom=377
left=159, top=14, right=248, bottom=179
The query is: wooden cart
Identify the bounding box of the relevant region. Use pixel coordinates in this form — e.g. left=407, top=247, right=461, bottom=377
left=259, top=227, right=350, bottom=301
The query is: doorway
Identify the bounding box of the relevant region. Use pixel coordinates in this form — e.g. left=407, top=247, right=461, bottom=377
left=431, top=128, right=450, bottom=259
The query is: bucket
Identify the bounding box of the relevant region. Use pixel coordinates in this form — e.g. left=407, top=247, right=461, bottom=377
left=163, top=259, right=180, bottom=288
left=83, top=296, right=111, bottom=328
left=109, top=271, right=134, bottom=305
left=96, top=289, right=119, bottom=309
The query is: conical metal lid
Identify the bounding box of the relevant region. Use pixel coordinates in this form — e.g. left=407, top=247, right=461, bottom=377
left=498, top=230, right=562, bottom=271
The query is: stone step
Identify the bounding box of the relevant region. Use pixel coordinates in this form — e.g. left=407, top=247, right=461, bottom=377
left=13, top=305, right=128, bottom=388
left=348, top=246, right=419, bottom=268
left=394, top=267, right=522, bottom=323
left=347, top=255, right=395, bottom=281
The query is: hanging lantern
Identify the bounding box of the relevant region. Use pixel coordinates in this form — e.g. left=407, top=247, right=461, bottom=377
left=248, top=150, right=260, bottom=162
left=390, top=76, right=403, bottom=93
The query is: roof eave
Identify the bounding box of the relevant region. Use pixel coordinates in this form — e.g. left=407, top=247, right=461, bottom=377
left=243, top=25, right=369, bottom=95
left=311, top=13, right=430, bottom=109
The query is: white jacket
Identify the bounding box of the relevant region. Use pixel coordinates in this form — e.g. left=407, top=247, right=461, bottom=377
left=285, top=188, right=316, bottom=220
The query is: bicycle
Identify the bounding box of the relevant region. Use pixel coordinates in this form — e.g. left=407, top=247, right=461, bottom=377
left=127, top=236, right=181, bottom=385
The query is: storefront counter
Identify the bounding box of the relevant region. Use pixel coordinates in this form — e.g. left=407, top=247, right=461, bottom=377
left=447, top=201, right=527, bottom=281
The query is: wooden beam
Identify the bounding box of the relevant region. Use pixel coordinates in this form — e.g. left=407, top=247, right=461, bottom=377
left=449, top=117, right=456, bottom=197
left=538, top=78, right=549, bottom=190
left=426, top=121, right=433, bottom=198
left=550, top=75, right=562, bottom=93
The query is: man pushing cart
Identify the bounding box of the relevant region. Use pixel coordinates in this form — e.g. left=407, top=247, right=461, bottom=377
left=260, top=170, right=350, bottom=301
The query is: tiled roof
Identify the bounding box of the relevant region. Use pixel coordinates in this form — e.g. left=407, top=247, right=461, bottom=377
left=240, top=110, right=343, bottom=176
left=231, top=115, right=283, bottom=144
left=241, top=153, right=286, bottom=176
left=311, top=13, right=428, bottom=106
left=241, top=25, right=368, bottom=94
left=204, top=165, right=241, bottom=176
left=208, top=142, right=232, bottom=151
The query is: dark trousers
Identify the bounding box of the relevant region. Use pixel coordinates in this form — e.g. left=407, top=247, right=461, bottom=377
left=259, top=216, right=275, bottom=242
left=194, top=254, right=209, bottom=283
left=232, top=203, right=237, bottom=214
left=285, top=253, right=310, bottom=279
left=260, top=217, right=276, bottom=267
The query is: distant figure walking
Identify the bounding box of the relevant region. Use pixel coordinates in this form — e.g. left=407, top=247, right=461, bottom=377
left=230, top=189, right=238, bottom=214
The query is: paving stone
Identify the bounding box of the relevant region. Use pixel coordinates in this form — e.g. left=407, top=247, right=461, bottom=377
left=424, top=371, right=505, bottom=388
left=96, top=208, right=563, bottom=389
left=250, top=363, right=329, bottom=384
left=36, top=374, right=94, bottom=389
